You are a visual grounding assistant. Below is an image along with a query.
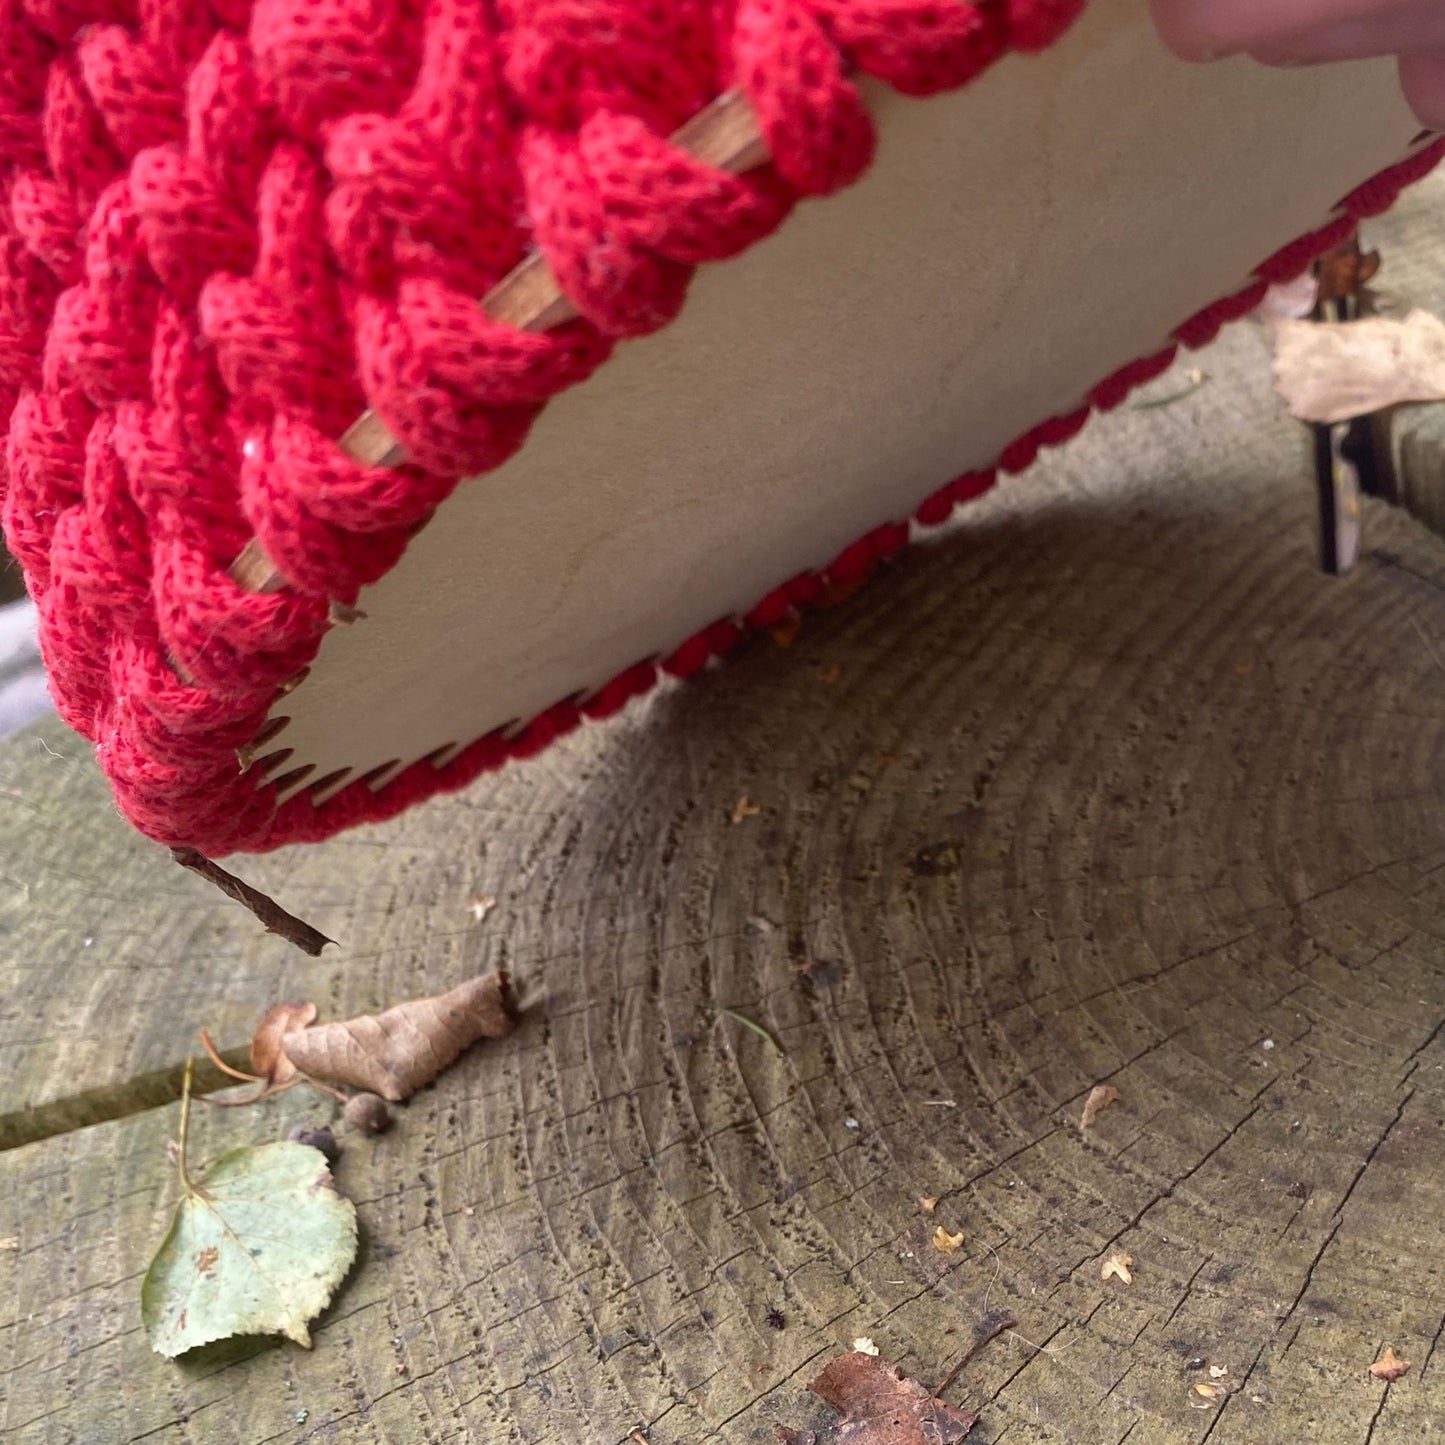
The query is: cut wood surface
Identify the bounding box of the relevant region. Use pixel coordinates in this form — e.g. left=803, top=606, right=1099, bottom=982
left=5, top=177, right=1445, bottom=1443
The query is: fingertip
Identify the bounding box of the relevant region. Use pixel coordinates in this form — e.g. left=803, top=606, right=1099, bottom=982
left=1148, top=0, right=1235, bottom=60
left=1400, top=51, right=1445, bottom=130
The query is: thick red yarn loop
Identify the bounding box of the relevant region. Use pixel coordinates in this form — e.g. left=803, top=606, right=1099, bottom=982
left=0, top=0, right=1433, bottom=854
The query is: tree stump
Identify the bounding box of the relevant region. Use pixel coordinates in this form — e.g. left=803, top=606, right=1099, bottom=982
left=3, top=178, right=1445, bottom=1445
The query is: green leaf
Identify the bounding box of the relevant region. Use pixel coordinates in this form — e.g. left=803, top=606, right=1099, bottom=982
left=142, top=1140, right=358, bottom=1357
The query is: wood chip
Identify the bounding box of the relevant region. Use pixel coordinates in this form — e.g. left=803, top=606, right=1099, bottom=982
left=1100, top=1251, right=1133, bottom=1284
left=770, top=616, right=803, bottom=648
left=851, top=1336, right=880, bottom=1356
left=1209, top=1365, right=1228, bottom=1379
left=1369, top=1347, right=1411, bottom=1382
left=932, top=1226, right=965, bottom=1254
left=917, top=1196, right=939, bottom=1214
left=1192, top=1382, right=1222, bottom=1402
left=468, top=895, right=496, bottom=922
left=731, top=796, right=761, bottom=824
left=0, top=1236, right=17, bottom=1252
left=1080, top=1084, right=1121, bottom=1129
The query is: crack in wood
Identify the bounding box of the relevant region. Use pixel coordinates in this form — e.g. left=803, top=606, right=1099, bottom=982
left=0, top=1045, right=252, bottom=1152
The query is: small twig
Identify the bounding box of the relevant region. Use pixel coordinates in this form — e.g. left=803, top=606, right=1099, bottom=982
left=628, top=1429, right=651, bottom=1445
left=934, top=1311, right=1017, bottom=1399
left=199, top=1078, right=302, bottom=1107
left=194, top=1026, right=350, bottom=1108
left=197, top=1027, right=262, bottom=1083
left=300, top=1073, right=351, bottom=1105
left=195, top=1025, right=292, bottom=1106
left=170, top=847, right=336, bottom=955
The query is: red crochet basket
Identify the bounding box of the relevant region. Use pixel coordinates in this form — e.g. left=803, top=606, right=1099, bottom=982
left=1, top=0, right=1439, bottom=856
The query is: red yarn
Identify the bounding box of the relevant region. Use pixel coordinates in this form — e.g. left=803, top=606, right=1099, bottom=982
left=0, top=0, right=1436, bottom=855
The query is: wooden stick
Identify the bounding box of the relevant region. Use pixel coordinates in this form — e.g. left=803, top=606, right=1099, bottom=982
left=171, top=846, right=336, bottom=955
left=228, top=90, right=769, bottom=596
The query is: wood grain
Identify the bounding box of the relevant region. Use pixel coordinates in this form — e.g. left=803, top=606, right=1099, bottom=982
left=4, top=176, right=1445, bottom=1443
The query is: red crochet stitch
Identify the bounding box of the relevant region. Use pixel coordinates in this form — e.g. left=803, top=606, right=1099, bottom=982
left=0, top=0, right=1435, bottom=856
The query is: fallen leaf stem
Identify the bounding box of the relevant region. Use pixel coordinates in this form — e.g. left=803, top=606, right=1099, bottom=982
left=200, top=1080, right=301, bottom=1108
left=195, top=1028, right=350, bottom=1109
left=197, top=1027, right=264, bottom=1083
left=170, top=847, right=336, bottom=956
left=176, top=1057, right=195, bottom=1197
left=300, top=1074, right=351, bottom=1105
left=195, top=1027, right=300, bottom=1107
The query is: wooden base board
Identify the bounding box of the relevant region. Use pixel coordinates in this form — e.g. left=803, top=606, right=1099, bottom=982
left=255, top=0, right=1422, bottom=804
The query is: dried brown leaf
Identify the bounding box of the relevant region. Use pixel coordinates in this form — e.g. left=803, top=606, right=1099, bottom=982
left=1272, top=309, right=1445, bottom=423
left=283, top=971, right=517, bottom=1102
left=1316, top=240, right=1381, bottom=302
left=1370, top=1347, right=1411, bottom=1382
left=1209, top=1365, right=1228, bottom=1380
left=801, top=1351, right=978, bottom=1444
left=932, top=1226, right=965, bottom=1254
left=1100, top=1251, right=1133, bottom=1285
left=1191, top=1382, right=1222, bottom=1402
left=1080, top=1084, right=1120, bottom=1129
left=252, top=1002, right=318, bottom=1087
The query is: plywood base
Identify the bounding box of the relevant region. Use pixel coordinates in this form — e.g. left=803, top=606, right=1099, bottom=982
left=263, top=0, right=1420, bottom=801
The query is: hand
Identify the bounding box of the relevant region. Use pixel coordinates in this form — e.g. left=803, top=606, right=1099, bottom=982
left=1149, top=0, right=1445, bottom=128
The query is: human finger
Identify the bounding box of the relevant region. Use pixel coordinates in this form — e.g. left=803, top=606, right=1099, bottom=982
left=1400, top=48, right=1445, bottom=124
left=1148, top=0, right=1426, bottom=60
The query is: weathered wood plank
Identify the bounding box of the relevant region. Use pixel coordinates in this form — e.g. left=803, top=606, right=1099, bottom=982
left=3, top=173, right=1445, bottom=1443
left=0, top=694, right=625, bottom=1134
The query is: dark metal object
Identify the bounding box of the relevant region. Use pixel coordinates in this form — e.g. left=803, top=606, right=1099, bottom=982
left=1311, top=238, right=1379, bottom=575
left=1310, top=236, right=1445, bottom=572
